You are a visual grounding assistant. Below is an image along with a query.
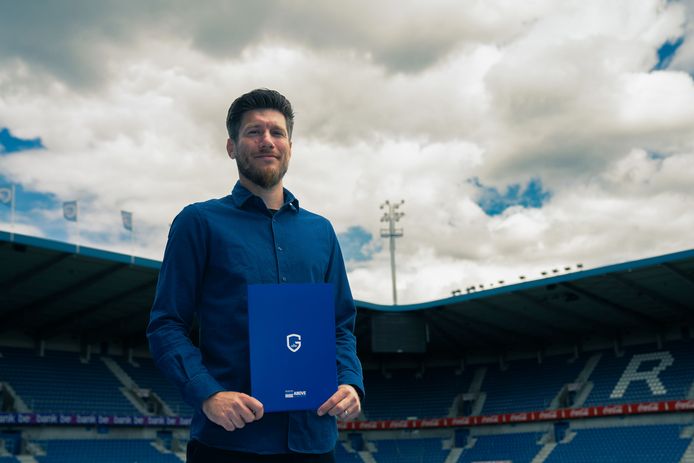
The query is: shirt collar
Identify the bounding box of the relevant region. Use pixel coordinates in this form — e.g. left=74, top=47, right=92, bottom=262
left=230, top=181, right=300, bottom=212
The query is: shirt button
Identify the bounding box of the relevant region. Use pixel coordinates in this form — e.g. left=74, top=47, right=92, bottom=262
left=277, top=246, right=283, bottom=251
left=281, top=276, right=287, bottom=282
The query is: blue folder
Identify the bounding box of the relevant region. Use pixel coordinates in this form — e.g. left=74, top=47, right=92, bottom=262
left=247, top=283, right=338, bottom=412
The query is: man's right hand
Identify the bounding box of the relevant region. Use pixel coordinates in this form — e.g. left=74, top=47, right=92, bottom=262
left=202, top=391, right=264, bottom=432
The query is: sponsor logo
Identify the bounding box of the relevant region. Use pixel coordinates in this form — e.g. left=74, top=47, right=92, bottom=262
left=287, top=334, right=302, bottom=352
left=675, top=400, right=694, bottom=411
left=509, top=413, right=528, bottom=422
left=481, top=415, right=500, bottom=424
left=284, top=390, right=307, bottom=399
left=36, top=414, right=58, bottom=424
left=421, top=419, right=440, bottom=427
left=538, top=411, right=559, bottom=419
left=451, top=417, right=472, bottom=425
left=76, top=415, right=97, bottom=425
left=113, top=416, right=133, bottom=425
left=0, top=414, right=17, bottom=424
left=388, top=420, right=409, bottom=428
left=602, top=405, right=623, bottom=415
left=568, top=408, right=590, bottom=417
left=358, top=421, right=379, bottom=429
left=636, top=403, right=660, bottom=413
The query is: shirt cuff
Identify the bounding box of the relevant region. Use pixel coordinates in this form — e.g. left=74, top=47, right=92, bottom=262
left=338, top=373, right=364, bottom=399
left=184, top=373, right=226, bottom=410
left=349, top=384, right=365, bottom=401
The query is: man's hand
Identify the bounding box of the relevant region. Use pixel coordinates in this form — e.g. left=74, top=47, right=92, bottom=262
left=317, top=384, right=361, bottom=420
left=202, top=391, right=264, bottom=432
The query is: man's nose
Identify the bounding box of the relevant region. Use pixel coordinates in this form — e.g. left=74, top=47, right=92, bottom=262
left=259, top=130, right=274, bottom=148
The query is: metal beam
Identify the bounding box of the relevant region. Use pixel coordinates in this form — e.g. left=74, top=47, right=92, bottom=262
left=0, top=263, right=128, bottom=333
left=434, top=309, right=509, bottom=345
left=471, top=298, right=575, bottom=339
left=425, top=311, right=496, bottom=350
left=116, top=331, right=149, bottom=349
left=84, top=308, right=151, bottom=341
left=510, top=291, right=606, bottom=331
left=449, top=302, right=547, bottom=346
left=1, top=252, right=73, bottom=291
left=560, top=282, right=660, bottom=328
left=34, top=279, right=157, bottom=338
left=607, top=273, right=689, bottom=314
left=661, top=263, right=694, bottom=289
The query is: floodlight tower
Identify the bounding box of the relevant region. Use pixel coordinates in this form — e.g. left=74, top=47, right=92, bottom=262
left=380, top=200, right=405, bottom=305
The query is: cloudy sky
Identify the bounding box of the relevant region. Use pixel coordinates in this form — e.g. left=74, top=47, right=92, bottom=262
left=1, top=0, right=693, bottom=305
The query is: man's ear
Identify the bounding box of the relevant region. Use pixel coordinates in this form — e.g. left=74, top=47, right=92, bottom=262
left=226, top=138, right=236, bottom=160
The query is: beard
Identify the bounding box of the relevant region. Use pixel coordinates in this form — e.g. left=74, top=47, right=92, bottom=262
left=236, top=153, right=289, bottom=189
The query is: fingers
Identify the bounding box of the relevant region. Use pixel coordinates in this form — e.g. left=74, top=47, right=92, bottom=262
left=317, top=384, right=361, bottom=420
left=202, top=391, right=265, bottom=432
left=228, top=404, right=253, bottom=429
left=229, top=396, right=263, bottom=427
left=317, top=387, right=348, bottom=416
left=247, top=396, right=264, bottom=421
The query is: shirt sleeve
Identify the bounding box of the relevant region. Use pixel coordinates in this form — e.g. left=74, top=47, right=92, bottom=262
left=325, top=222, right=365, bottom=399
left=146, top=204, right=225, bottom=410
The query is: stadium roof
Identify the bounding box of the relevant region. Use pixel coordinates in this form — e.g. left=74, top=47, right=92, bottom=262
left=2, top=230, right=693, bottom=357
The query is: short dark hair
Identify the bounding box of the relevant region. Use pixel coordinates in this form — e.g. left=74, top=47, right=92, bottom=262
left=226, top=88, right=295, bottom=142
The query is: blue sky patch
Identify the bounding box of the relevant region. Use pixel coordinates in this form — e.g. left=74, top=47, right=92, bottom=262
left=470, top=177, right=551, bottom=216
left=337, top=225, right=380, bottom=262
left=0, top=127, right=54, bottom=220
left=647, top=150, right=669, bottom=161
left=653, top=37, right=684, bottom=71
left=0, top=127, right=45, bottom=154
left=0, top=179, right=58, bottom=213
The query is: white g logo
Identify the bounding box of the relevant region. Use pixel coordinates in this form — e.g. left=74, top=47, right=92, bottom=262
left=286, top=334, right=302, bottom=352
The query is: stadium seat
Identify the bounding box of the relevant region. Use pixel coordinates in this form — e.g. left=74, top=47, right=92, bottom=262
left=584, top=341, right=694, bottom=406
left=35, top=439, right=181, bottom=463
left=363, top=367, right=471, bottom=420
left=480, top=355, right=583, bottom=414
left=0, top=348, right=138, bottom=415
left=372, top=437, right=448, bottom=463
left=113, top=357, right=193, bottom=416
left=545, top=424, right=690, bottom=463
left=457, top=432, right=544, bottom=463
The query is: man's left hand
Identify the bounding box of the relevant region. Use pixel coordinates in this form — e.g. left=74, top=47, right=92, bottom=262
left=317, top=384, right=361, bottom=420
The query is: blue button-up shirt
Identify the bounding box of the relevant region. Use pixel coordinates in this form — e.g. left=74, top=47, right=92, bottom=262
left=147, top=181, right=364, bottom=454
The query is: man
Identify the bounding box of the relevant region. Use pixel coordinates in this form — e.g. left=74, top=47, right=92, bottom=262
left=147, top=89, right=364, bottom=462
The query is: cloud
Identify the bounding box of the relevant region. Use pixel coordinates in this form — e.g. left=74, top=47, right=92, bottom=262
left=0, top=0, right=568, bottom=89
left=1, top=0, right=694, bottom=304
left=669, top=0, right=694, bottom=74
left=0, top=1, right=164, bottom=88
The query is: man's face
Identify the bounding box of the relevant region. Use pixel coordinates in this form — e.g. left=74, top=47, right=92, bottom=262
left=227, top=109, right=292, bottom=190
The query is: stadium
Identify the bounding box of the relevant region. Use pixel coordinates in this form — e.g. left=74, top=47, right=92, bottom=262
left=1, top=229, right=693, bottom=462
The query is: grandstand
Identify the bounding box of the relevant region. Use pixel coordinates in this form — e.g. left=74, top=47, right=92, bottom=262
left=1, top=230, right=694, bottom=462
